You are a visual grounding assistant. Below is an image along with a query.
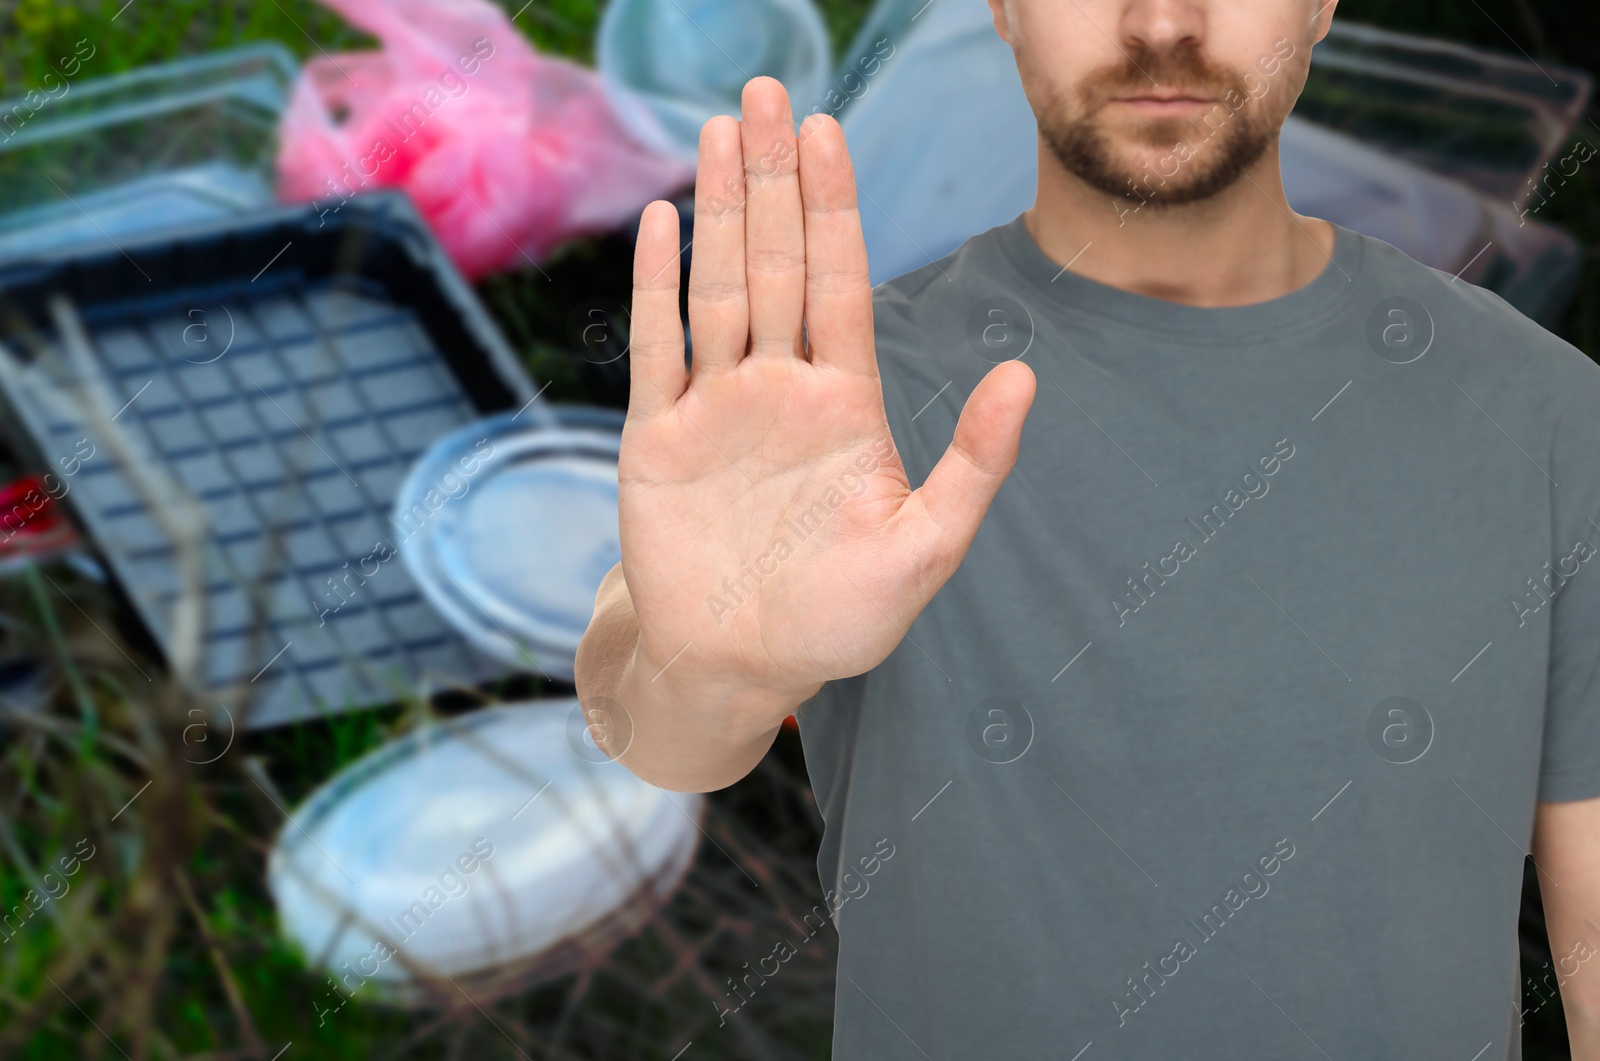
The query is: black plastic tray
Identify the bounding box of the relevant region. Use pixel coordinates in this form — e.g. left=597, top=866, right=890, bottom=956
left=0, top=191, right=540, bottom=727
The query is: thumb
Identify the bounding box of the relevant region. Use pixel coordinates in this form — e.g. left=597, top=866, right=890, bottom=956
left=909, top=359, right=1036, bottom=560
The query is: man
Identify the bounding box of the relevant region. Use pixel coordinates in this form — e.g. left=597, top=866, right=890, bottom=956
left=575, top=0, right=1600, bottom=1055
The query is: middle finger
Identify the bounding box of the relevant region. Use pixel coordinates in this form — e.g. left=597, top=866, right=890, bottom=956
left=740, top=77, right=807, bottom=361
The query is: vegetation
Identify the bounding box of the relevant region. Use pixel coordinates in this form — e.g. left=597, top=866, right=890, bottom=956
left=0, top=1, right=1591, bottom=1058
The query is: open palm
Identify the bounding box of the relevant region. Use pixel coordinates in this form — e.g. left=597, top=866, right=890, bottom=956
left=619, top=77, right=1036, bottom=696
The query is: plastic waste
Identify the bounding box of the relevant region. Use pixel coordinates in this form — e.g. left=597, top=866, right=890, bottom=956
left=276, top=0, right=695, bottom=280
left=0, top=193, right=534, bottom=729
left=598, top=0, right=832, bottom=165
left=1300, top=20, right=1592, bottom=206
left=0, top=43, right=296, bottom=262
left=268, top=699, right=703, bottom=1005
left=395, top=405, right=624, bottom=682
left=834, top=0, right=1040, bottom=287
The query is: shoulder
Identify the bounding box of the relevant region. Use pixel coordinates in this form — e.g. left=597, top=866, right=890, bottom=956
left=867, top=222, right=1018, bottom=392
left=1355, top=229, right=1596, bottom=400
left=1358, top=232, right=1600, bottom=506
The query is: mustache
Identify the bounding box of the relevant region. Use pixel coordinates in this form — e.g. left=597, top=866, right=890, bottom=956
left=1078, top=45, right=1247, bottom=109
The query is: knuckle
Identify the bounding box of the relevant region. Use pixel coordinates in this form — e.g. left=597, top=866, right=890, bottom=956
left=745, top=245, right=807, bottom=273
left=805, top=261, right=870, bottom=293
left=687, top=274, right=747, bottom=303
left=748, top=334, right=800, bottom=358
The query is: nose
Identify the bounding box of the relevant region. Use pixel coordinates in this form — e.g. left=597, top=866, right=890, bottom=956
left=1118, top=0, right=1205, bottom=58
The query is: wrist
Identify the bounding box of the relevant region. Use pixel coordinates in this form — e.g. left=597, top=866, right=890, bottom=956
left=621, top=633, right=818, bottom=736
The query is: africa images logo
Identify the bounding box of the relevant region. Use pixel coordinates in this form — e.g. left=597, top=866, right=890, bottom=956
left=1110, top=438, right=1295, bottom=627
left=1112, top=837, right=1296, bottom=1026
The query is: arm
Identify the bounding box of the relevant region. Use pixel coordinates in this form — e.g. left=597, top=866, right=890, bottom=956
left=1531, top=796, right=1600, bottom=1055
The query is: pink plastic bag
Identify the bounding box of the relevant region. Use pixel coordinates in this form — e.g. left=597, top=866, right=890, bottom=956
left=276, top=0, right=696, bottom=279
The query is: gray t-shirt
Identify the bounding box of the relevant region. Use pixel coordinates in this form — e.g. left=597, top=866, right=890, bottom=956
left=794, top=213, right=1600, bottom=1059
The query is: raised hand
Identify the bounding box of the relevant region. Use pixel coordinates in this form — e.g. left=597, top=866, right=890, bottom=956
left=613, top=76, right=1035, bottom=725
left=579, top=78, right=1036, bottom=787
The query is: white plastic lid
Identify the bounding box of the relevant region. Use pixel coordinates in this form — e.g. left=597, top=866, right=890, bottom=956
left=394, top=406, right=624, bottom=680
left=267, top=699, right=703, bottom=1004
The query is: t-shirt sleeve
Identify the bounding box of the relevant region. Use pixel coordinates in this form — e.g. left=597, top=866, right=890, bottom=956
left=794, top=674, right=868, bottom=822
left=793, top=674, right=869, bottom=893
left=1542, top=577, right=1600, bottom=801
left=1537, top=343, right=1600, bottom=802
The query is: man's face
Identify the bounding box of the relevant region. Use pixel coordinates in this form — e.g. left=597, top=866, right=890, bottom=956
left=990, top=0, right=1329, bottom=206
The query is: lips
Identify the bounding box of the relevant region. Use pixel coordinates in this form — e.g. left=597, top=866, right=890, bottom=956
left=1113, top=94, right=1214, bottom=105
left=1105, top=93, right=1220, bottom=117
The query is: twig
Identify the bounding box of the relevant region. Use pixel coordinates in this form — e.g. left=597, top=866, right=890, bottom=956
left=0, top=709, right=151, bottom=772
left=18, top=562, right=98, bottom=734
left=173, top=867, right=268, bottom=1058
left=49, top=295, right=209, bottom=684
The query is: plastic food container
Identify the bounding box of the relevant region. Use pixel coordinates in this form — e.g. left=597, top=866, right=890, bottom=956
left=0, top=43, right=299, bottom=261
left=267, top=699, right=704, bottom=1005
left=1299, top=20, right=1593, bottom=205
left=598, top=0, right=832, bottom=164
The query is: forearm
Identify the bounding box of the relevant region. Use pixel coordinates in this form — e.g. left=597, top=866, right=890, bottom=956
left=1533, top=798, right=1600, bottom=1059
left=573, top=563, right=820, bottom=792
left=1568, top=1002, right=1600, bottom=1061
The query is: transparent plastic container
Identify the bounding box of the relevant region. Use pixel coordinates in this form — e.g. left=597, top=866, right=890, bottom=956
left=1301, top=20, right=1594, bottom=204
left=0, top=43, right=298, bottom=260
left=598, top=0, right=832, bottom=164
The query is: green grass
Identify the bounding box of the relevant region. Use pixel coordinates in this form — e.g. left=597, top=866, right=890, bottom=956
left=0, top=1, right=1593, bottom=1059
left=1, top=551, right=835, bottom=1060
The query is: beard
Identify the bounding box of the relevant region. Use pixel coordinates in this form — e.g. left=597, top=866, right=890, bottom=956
left=1036, top=43, right=1278, bottom=206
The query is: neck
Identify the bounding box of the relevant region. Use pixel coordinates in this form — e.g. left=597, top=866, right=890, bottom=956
left=1026, top=135, right=1337, bottom=308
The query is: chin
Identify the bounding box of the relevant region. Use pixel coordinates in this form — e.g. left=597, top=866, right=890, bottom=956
left=1106, top=154, right=1227, bottom=200
left=1044, top=113, right=1274, bottom=208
